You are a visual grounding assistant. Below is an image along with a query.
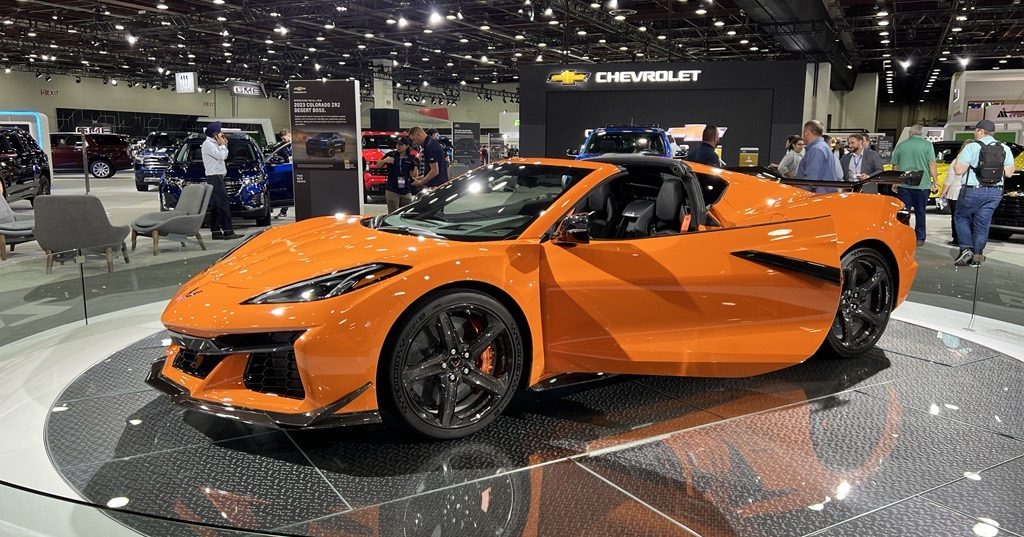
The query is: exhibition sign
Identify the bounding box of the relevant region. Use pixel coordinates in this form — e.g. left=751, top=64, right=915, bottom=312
left=452, top=121, right=481, bottom=166
left=175, top=72, right=196, bottom=94
left=289, top=80, right=362, bottom=220
left=229, top=81, right=267, bottom=99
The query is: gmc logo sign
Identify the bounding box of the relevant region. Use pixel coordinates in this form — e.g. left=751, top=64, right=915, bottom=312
left=229, top=81, right=265, bottom=98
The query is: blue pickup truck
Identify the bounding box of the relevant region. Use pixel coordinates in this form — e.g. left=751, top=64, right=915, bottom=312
left=569, top=125, right=683, bottom=160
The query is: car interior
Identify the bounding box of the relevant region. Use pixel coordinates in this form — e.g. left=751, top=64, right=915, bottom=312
left=576, top=162, right=714, bottom=240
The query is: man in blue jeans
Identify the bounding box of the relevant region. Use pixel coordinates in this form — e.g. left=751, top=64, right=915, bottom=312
left=890, top=124, right=938, bottom=245
left=952, top=119, right=1015, bottom=266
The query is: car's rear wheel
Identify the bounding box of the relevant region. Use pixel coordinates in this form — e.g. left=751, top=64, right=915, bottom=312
left=136, top=179, right=149, bottom=192
left=822, top=248, right=894, bottom=358
left=327, top=148, right=336, bottom=158
left=89, top=159, right=114, bottom=178
left=383, top=292, right=523, bottom=439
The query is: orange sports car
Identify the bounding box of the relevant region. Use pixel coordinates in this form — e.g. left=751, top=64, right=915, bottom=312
left=147, top=156, right=918, bottom=439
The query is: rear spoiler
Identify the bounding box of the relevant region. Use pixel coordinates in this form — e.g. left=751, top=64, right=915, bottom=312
left=725, top=167, right=924, bottom=192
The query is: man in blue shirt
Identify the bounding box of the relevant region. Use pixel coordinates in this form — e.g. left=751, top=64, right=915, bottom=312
left=689, top=125, right=723, bottom=168
left=410, top=126, right=449, bottom=189
left=951, top=119, right=1015, bottom=266
left=795, top=120, right=839, bottom=192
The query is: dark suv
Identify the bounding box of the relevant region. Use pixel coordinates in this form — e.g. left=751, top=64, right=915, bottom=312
left=134, top=131, right=190, bottom=191
left=50, top=132, right=133, bottom=178
left=0, top=128, right=50, bottom=204
left=305, top=132, right=345, bottom=157
left=160, top=133, right=272, bottom=226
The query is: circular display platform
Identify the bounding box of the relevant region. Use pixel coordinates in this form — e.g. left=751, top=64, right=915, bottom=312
left=43, top=320, right=1024, bottom=536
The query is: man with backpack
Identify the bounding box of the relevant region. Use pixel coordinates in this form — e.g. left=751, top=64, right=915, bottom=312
left=952, top=120, right=1015, bottom=266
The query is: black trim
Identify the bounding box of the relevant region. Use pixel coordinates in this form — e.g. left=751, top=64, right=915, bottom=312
left=145, top=360, right=380, bottom=429
left=731, top=250, right=842, bottom=285
left=529, top=372, right=616, bottom=392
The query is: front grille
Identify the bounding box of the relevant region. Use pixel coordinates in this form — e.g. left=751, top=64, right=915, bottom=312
left=172, top=348, right=225, bottom=379
left=244, top=351, right=305, bottom=399
left=224, top=179, right=241, bottom=196
left=142, top=156, right=169, bottom=167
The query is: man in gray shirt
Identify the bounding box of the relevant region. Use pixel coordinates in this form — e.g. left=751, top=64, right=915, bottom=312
left=841, top=133, right=885, bottom=192
left=202, top=122, right=240, bottom=240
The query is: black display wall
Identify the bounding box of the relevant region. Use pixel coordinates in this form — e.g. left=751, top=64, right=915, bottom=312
left=520, top=61, right=807, bottom=165
left=56, top=108, right=201, bottom=137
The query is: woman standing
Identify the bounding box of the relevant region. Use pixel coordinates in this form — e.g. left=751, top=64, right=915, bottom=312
left=939, top=140, right=970, bottom=246
left=778, top=135, right=805, bottom=178
left=378, top=136, right=420, bottom=212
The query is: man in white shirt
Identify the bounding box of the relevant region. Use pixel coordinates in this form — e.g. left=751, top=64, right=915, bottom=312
left=951, top=119, right=1014, bottom=266
left=202, top=122, right=240, bottom=240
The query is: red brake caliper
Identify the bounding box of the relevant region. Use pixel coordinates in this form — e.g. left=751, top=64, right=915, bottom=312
left=468, top=317, right=495, bottom=375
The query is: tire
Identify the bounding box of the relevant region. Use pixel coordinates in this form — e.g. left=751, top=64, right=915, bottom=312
left=988, top=229, right=1014, bottom=241
left=821, top=248, right=895, bottom=359
left=382, top=291, right=524, bottom=439
left=255, top=193, right=272, bottom=226
left=136, top=179, right=149, bottom=192
left=89, top=159, right=114, bottom=179
left=327, top=148, right=336, bottom=158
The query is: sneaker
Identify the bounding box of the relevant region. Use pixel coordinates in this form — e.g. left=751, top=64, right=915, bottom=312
left=916, top=240, right=925, bottom=246
left=954, top=249, right=974, bottom=266
left=214, top=232, right=243, bottom=240
left=211, top=231, right=223, bottom=240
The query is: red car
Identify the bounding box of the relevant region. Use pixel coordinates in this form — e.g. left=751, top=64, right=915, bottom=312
left=49, top=132, right=133, bottom=178
left=361, top=131, right=418, bottom=202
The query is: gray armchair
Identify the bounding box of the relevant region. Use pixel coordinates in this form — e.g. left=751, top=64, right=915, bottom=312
left=131, top=183, right=212, bottom=256
left=33, top=195, right=131, bottom=273
left=0, top=195, right=34, bottom=261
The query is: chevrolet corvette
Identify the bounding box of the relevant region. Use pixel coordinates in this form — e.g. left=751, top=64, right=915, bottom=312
left=147, top=156, right=918, bottom=439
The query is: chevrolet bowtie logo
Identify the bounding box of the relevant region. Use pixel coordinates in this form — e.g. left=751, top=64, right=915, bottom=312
left=548, top=70, right=590, bottom=86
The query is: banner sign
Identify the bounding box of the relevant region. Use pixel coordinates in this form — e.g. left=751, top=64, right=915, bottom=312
left=229, top=80, right=267, bottom=99
left=175, top=72, right=196, bottom=94
left=547, top=68, right=702, bottom=88
left=75, top=126, right=112, bottom=134
left=452, top=122, right=481, bottom=166
left=289, top=80, right=362, bottom=220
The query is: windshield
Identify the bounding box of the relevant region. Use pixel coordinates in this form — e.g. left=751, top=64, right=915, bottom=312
left=146, top=133, right=188, bottom=149
left=362, top=135, right=398, bottom=149
left=174, top=140, right=258, bottom=164
left=584, top=131, right=665, bottom=155
left=374, top=163, right=591, bottom=241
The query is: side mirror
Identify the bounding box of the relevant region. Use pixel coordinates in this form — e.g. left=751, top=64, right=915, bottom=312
left=553, top=213, right=590, bottom=246
left=565, top=148, right=580, bottom=157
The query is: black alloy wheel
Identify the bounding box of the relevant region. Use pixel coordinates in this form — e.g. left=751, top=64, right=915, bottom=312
left=385, top=292, right=523, bottom=439
left=255, top=192, right=272, bottom=227
left=823, top=248, right=894, bottom=358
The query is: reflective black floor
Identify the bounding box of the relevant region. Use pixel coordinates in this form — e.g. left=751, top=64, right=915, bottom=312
left=45, top=319, right=1024, bottom=537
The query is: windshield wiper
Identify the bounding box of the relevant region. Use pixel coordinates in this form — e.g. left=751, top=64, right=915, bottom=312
left=377, top=225, right=445, bottom=239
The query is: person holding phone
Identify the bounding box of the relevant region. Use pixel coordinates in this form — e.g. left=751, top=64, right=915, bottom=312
left=201, top=122, right=240, bottom=240
left=378, top=136, right=419, bottom=212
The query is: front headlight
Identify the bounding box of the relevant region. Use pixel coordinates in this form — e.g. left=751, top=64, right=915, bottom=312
left=245, top=263, right=408, bottom=304
left=240, top=173, right=263, bottom=185
left=164, top=175, right=186, bottom=187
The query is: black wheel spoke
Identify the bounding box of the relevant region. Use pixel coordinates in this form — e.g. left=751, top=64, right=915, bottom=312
left=839, top=312, right=854, bottom=342
left=852, top=309, right=883, bottom=329
left=469, top=323, right=505, bottom=358
left=402, top=355, right=447, bottom=384
left=438, top=379, right=459, bottom=427
left=436, top=312, right=460, bottom=349
left=463, top=369, right=505, bottom=396
left=858, top=273, right=885, bottom=295
left=846, top=264, right=860, bottom=291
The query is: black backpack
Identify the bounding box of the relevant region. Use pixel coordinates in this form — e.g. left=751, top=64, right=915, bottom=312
left=971, top=140, right=1006, bottom=186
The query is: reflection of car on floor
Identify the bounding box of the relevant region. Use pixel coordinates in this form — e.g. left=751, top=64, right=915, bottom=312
left=49, top=132, right=133, bottom=178
left=159, top=133, right=274, bottom=226
left=304, top=132, right=346, bottom=157
left=0, top=127, right=50, bottom=204
left=570, top=125, right=679, bottom=160
left=148, top=155, right=917, bottom=439
left=134, top=131, right=190, bottom=192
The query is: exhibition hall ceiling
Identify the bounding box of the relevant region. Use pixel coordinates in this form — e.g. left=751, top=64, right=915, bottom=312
left=0, top=0, right=1021, bottom=104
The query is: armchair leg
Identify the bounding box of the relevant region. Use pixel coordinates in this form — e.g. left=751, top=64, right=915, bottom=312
left=0, top=234, right=6, bottom=261
left=152, top=230, right=159, bottom=256
left=121, top=242, right=130, bottom=264
left=131, top=229, right=138, bottom=252
left=105, top=247, right=114, bottom=273
left=45, top=251, right=53, bottom=274
left=195, top=232, right=206, bottom=251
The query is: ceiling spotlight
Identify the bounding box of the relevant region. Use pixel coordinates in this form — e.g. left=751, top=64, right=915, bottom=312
left=274, top=25, right=288, bottom=35
left=577, top=30, right=587, bottom=35
left=481, top=23, right=491, bottom=30
left=45, top=74, right=52, bottom=81
left=429, top=11, right=442, bottom=24
left=695, top=8, right=707, bottom=15
left=156, top=3, right=168, bottom=9
left=543, top=7, right=553, bottom=16
left=35, top=72, right=42, bottom=78
left=398, top=16, right=408, bottom=28
left=899, top=59, right=912, bottom=70
left=126, top=34, right=138, bottom=45
left=958, top=57, right=970, bottom=67
left=713, top=20, right=724, bottom=27
left=110, top=78, right=117, bottom=85
left=324, top=21, right=336, bottom=29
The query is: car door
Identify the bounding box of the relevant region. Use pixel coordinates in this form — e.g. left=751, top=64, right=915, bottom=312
left=50, top=133, right=83, bottom=171
left=265, top=143, right=293, bottom=204
left=539, top=196, right=842, bottom=378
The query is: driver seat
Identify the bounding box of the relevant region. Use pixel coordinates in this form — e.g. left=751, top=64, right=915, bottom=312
left=583, top=182, right=614, bottom=238
left=652, top=179, right=685, bottom=235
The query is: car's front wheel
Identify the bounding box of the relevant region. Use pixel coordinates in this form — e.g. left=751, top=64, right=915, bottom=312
left=822, top=248, right=894, bottom=358
left=383, top=292, right=524, bottom=439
